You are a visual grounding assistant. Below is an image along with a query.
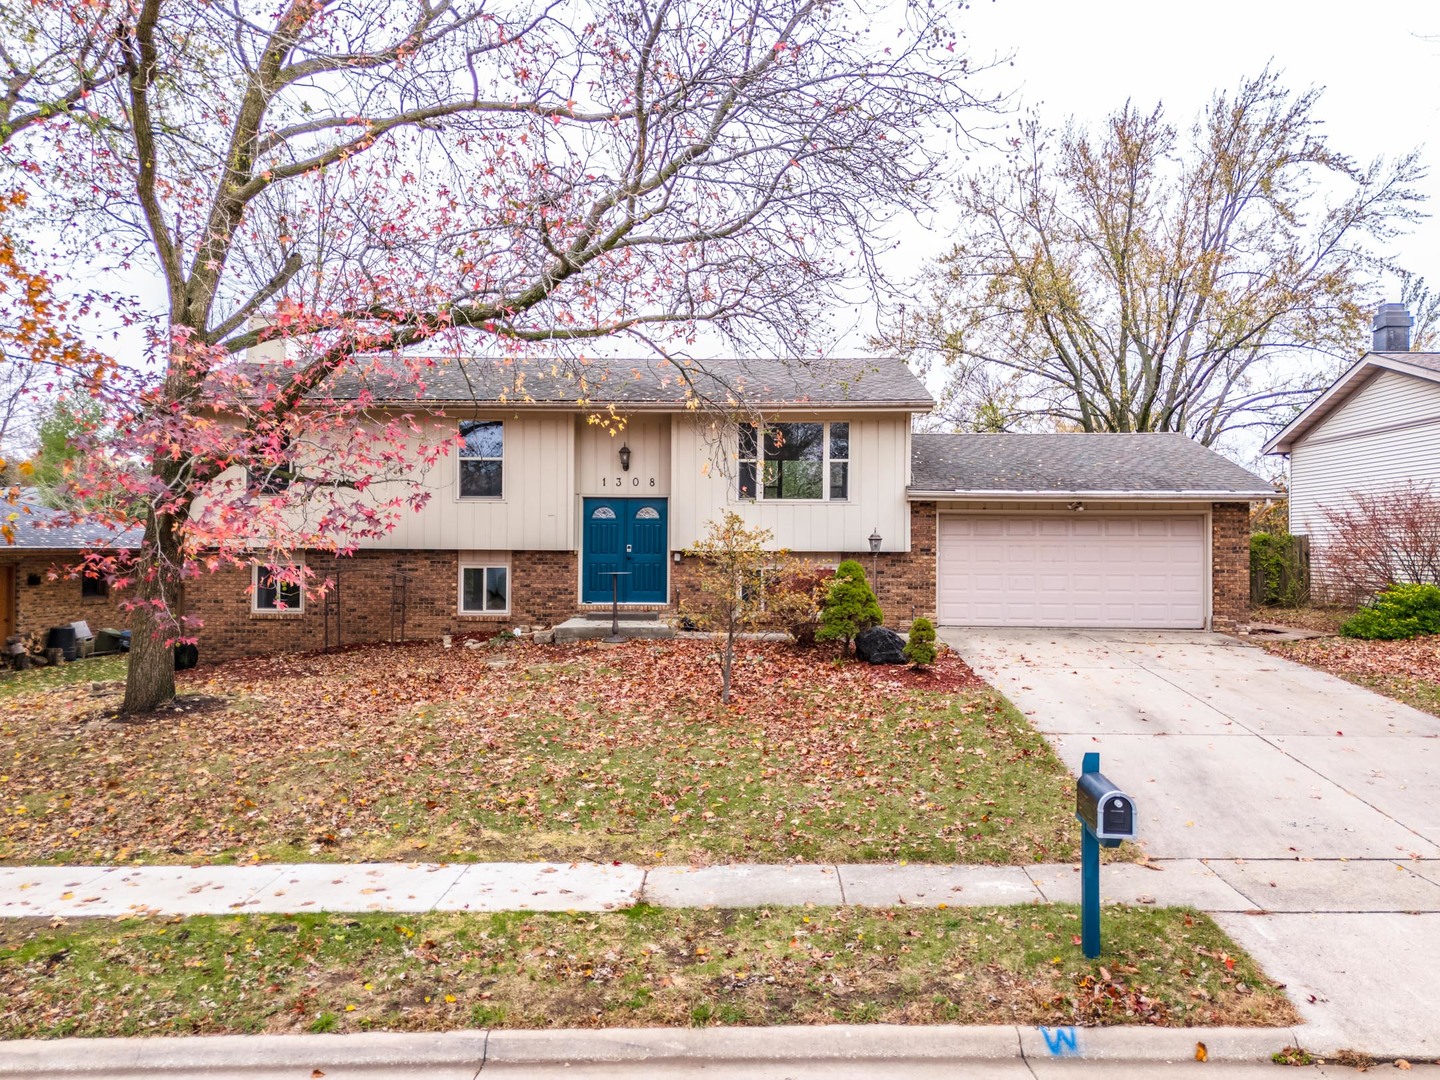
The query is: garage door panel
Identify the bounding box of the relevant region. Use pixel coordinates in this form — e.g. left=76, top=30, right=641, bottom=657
left=937, top=514, right=1206, bottom=629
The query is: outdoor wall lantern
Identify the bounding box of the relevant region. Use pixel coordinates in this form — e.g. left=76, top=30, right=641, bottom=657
left=618, top=443, right=632, bottom=472
left=868, top=528, right=882, bottom=554
left=1068, top=500, right=1086, bottom=512
left=868, top=528, right=882, bottom=583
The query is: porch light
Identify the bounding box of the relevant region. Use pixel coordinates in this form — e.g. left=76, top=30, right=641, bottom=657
left=868, top=528, right=882, bottom=554
left=619, top=443, right=632, bottom=471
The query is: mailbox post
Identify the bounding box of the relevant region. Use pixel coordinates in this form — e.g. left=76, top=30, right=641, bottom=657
left=1075, top=752, right=1136, bottom=959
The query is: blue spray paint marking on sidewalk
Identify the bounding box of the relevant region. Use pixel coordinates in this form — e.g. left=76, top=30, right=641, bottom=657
left=1039, top=1026, right=1080, bottom=1056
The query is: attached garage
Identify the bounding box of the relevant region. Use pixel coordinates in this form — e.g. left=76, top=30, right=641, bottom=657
left=908, top=433, right=1277, bottom=632
left=936, top=513, right=1207, bottom=628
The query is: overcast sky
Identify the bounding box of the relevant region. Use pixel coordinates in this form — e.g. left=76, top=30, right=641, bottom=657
left=957, top=0, right=1439, bottom=285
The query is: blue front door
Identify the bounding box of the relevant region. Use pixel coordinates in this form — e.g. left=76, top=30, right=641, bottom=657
left=582, top=498, right=668, bottom=604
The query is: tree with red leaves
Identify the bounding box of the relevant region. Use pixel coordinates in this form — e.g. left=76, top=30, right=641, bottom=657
left=1, top=0, right=996, bottom=712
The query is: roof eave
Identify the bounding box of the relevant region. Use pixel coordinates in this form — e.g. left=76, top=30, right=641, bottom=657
left=1263, top=353, right=1440, bottom=454
left=359, top=398, right=936, bottom=411
left=906, top=488, right=1277, bottom=501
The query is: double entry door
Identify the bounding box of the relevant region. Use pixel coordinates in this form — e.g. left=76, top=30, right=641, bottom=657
left=582, top=497, right=668, bottom=604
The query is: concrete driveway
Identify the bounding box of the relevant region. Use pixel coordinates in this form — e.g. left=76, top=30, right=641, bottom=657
left=943, top=628, right=1440, bottom=1055
left=944, top=628, right=1440, bottom=862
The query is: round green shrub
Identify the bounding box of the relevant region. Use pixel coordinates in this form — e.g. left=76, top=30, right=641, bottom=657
left=817, top=559, right=883, bottom=653
left=1340, top=583, right=1440, bottom=640
left=904, top=617, right=937, bottom=668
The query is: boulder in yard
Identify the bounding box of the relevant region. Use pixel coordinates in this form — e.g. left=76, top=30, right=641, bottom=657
left=855, top=626, right=906, bottom=665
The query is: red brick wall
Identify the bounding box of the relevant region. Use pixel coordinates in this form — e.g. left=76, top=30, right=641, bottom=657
left=187, top=549, right=578, bottom=663
left=1211, top=502, right=1251, bottom=632
left=1, top=552, right=130, bottom=641
left=671, top=502, right=939, bottom=631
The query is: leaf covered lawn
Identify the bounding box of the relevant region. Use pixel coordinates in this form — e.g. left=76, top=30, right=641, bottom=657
left=0, top=904, right=1297, bottom=1038
left=1261, top=634, right=1440, bottom=718
left=1, top=639, right=1080, bottom=866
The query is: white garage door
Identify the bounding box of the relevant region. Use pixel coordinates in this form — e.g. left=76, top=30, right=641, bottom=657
left=937, top=515, right=1207, bottom=628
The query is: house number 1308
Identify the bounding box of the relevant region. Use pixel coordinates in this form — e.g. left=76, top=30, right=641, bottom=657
left=602, top=477, right=655, bottom=487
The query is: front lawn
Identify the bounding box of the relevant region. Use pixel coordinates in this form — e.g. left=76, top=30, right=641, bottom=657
left=1, top=639, right=1078, bottom=866
left=0, top=904, right=1296, bottom=1038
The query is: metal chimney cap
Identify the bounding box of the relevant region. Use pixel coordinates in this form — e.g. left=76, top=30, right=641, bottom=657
left=1373, top=303, right=1414, bottom=329
left=1372, top=303, right=1413, bottom=352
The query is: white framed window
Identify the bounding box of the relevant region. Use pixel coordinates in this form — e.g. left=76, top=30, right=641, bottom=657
left=253, top=563, right=303, bottom=613
left=737, top=421, right=849, bottom=501
left=459, top=559, right=510, bottom=614
left=458, top=420, right=504, bottom=498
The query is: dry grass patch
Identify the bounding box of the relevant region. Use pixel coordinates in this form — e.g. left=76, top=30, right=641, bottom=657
left=0, top=904, right=1297, bottom=1038
left=1259, top=633, right=1440, bottom=719
left=1, top=639, right=1078, bottom=866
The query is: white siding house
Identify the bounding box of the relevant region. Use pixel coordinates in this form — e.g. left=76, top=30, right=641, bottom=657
left=1264, top=326, right=1440, bottom=581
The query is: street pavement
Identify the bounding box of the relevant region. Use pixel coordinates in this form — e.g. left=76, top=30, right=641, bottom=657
left=944, top=627, right=1440, bottom=1060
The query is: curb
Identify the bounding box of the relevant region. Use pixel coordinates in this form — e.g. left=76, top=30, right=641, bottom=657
left=0, top=1024, right=1305, bottom=1075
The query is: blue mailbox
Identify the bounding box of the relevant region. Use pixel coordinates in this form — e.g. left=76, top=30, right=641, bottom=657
left=1076, top=752, right=1136, bottom=959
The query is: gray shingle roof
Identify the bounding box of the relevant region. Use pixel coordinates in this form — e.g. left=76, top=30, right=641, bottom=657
left=910, top=433, right=1275, bottom=497
left=3, top=497, right=141, bottom=550
left=327, top=356, right=932, bottom=409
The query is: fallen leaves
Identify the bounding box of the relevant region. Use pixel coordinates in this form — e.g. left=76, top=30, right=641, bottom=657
left=0, top=639, right=1071, bottom=866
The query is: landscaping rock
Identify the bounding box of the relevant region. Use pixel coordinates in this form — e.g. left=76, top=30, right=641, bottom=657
left=855, top=626, right=906, bottom=665
left=533, top=630, right=554, bottom=645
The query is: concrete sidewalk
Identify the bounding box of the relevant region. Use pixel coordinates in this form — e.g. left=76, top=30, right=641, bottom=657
left=9, top=856, right=1439, bottom=919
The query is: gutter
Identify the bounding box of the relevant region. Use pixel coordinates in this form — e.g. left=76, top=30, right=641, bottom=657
left=905, top=489, right=1277, bottom=501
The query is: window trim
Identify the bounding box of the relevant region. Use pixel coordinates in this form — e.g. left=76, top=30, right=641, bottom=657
left=737, top=420, right=850, bottom=503
left=252, top=563, right=304, bottom=614
left=458, top=559, right=511, bottom=616
left=457, top=419, right=505, bottom=500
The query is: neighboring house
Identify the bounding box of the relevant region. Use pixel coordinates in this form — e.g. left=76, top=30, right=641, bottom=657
left=1263, top=304, right=1440, bottom=572
left=0, top=496, right=139, bottom=643
left=184, top=353, right=1275, bottom=662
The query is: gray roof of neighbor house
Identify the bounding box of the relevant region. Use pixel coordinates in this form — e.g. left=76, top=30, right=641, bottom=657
left=327, top=355, right=933, bottom=410
left=1263, top=351, right=1440, bottom=454
left=909, top=433, right=1276, bottom=499
left=2, top=496, right=141, bottom=551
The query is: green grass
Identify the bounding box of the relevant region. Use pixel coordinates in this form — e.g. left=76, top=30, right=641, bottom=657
left=1348, top=674, right=1440, bottom=718
left=2, top=641, right=1083, bottom=866
left=0, top=654, right=126, bottom=698
left=0, top=905, right=1296, bottom=1038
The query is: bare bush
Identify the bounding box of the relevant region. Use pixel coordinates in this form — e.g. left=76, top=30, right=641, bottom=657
left=1318, top=483, right=1440, bottom=602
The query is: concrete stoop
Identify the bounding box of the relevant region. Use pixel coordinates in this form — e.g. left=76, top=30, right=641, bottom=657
left=0, top=1025, right=1308, bottom=1077
left=552, top=616, right=676, bottom=642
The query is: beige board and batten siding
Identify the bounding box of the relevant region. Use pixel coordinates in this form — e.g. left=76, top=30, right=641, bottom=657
left=575, top=414, right=671, bottom=496
left=1289, top=369, right=1440, bottom=543
left=669, top=412, right=913, bottom=552
left=323, top=412, right=576, bottom=551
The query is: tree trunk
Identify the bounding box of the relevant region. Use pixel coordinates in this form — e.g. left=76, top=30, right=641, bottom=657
left=721, top=624, right=734, bottom=704
left=121, top=510, right=182, bottom=713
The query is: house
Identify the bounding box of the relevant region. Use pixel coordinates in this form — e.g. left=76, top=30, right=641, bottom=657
left=1263, top=304, right=1440, bottom=576
left=0, top=496, right=139, bottom=644
left=184, top=353, right=1275, bottom=662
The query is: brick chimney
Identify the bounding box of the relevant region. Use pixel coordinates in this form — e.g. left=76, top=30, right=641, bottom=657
left=1372, top=303, right=1413, bottom=352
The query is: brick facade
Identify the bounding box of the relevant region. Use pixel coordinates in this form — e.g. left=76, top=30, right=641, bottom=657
left=1, top=552, right=130, bottom=642
left=670, top=501, right=940, bottom=632
left=188, top=549, right=577, bottom=663
left=1209, top=501, right=1251, bottom=632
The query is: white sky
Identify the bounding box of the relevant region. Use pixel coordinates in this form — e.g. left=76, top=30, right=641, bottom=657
left=955, top=0, right=1440, bottom=286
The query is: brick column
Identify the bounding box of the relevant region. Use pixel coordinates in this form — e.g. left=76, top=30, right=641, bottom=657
left=1210, top=502, right=1250, bottom=632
